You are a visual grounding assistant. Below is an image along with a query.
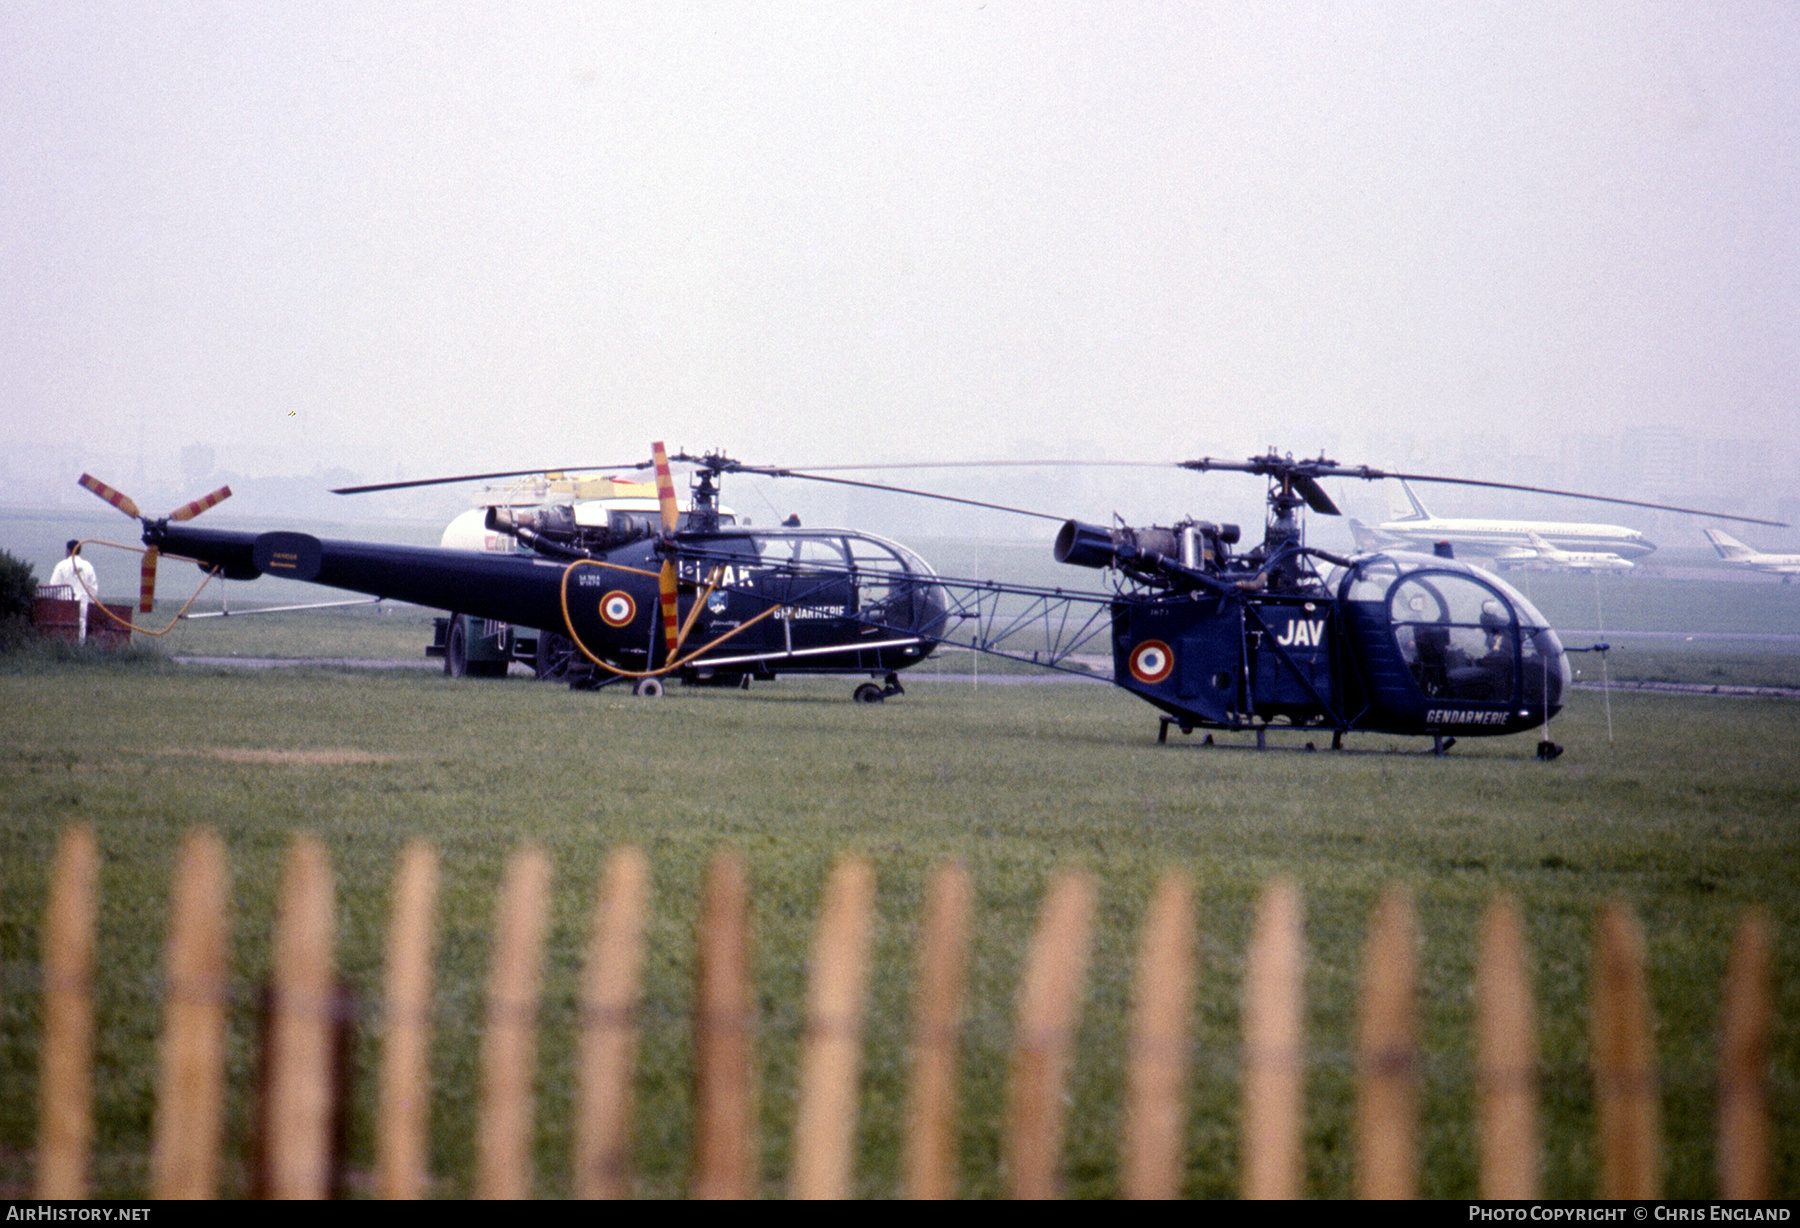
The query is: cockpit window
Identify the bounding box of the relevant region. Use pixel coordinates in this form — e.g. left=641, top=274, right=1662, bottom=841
left=1388, top=571, right=1520, bottom=704
left=761, top=535, right=849, bottom=569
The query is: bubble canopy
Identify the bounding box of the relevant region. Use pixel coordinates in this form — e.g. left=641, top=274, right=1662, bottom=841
left=1330, top=552, right=1570, bottom=729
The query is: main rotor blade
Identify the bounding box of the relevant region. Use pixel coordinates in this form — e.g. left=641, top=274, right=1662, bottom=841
left=1176, top=456, right=1788, bottom=528
left=1289, top=473, right=1340, bottom=516
left=652, top=441, right=680, bottom=534
left=720, top=465, right=1069, bottom=523
left=1353, top=469, right=1787, bottom=527
left=776, top=460, right=1177, bottom=472
left=330, top=462, right=652, bottom=495
left=78, top=474, right=141, bottom=520
left=168, top=484, right=232, bottom=521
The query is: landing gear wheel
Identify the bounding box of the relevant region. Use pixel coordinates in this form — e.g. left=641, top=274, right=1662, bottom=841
left=535, top=632, right=577, bottom=681
left=853, top=682, right=886, bottom=704
left=632, top=677, right=665, bottom=698
left=444, top=619, right=468, bottom=677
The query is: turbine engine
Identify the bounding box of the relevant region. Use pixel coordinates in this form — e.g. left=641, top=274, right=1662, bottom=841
left=1054, top=518, right=1239, bottom=582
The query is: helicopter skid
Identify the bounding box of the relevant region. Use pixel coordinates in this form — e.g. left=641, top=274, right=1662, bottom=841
left=1157, top=716, right=1345, bottom=752
left=1155, top=718, right=1560, bottom=758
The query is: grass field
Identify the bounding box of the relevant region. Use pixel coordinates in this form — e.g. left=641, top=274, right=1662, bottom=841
left=0, top=640, right=1795, bottom=1198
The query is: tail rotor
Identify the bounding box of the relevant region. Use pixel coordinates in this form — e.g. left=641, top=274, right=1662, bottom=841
left=137, top=548, right=159, bottom=614
left=77, top=473, right=233, bottom=613
left=77, top=473, right=143, bottom=521
left=169, top=485, right=232, bottom=522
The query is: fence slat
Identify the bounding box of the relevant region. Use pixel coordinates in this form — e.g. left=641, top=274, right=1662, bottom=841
left=1357, top=887, right=1418, bottom=1199
left=692, top=852, right=755, bottom=1199
left=1243, top=877, right=1304, bottom=1200
left=1121, top=872, right=1194, bottom=1200
left=151, top=830, right=228, bottom=1200
left=905, top=860, right=972, bottom=1201
left=1476, top=893, right=1539, bottom=1200
left=477, top=844, right=551, bottom=1200
left=1005, top=869, right=1095, bottom=1200
left=575, top=846, right=649, bottom=1199
left=267, top=836, right=336, bottom=1200
left=24, top=826, right=1779, bottom=1201
left=1717, top=908, right=1771, bottom=1200
left=1595, top=899, right=1660, bottom=1200
left=792, top=857, right=877, bottom=1199
left=378, top=840, right=438, bottom=1200
left=37, top=825, right=97, bottom=1200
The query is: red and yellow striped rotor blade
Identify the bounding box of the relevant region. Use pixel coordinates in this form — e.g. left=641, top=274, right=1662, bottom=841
left=659, top=557, right=681, bottom=666
left=138, top=548, right=159, bottom=614
left=78, top=473, right=141, bottom=520
left=652, top=440, right=680, bottom=535
left=169, top=484, right=232, bottom=521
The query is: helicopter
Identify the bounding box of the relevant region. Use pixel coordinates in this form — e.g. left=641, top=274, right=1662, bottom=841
left=76, top=445, right=952, bottom=701
left=77, top=445, right=1785, bottom=753
left=601, top=447, right=1785, bottom=755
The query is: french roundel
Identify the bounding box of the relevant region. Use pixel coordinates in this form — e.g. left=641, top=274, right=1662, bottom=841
left=1128, top=639, right=1174, bottom=685
left=599, top=591, right=637, bottom=627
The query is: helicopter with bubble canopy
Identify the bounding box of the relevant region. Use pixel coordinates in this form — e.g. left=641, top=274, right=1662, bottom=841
left=76, top=445, right=951, bottom=701
left=74, top=444, right=1783, bottom=754
left=674, top=447, right=1784, bottom=756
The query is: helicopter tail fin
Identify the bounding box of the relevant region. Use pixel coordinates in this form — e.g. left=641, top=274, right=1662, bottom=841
left=1386, top=478, right=1431, bottom=523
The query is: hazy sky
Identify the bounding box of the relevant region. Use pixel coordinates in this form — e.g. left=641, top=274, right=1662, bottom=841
left=5, top=3, right=1797, bottom=521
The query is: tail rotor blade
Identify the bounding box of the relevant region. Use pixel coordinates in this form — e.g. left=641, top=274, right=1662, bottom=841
left=138, top=548, right=158, bottom=614
left=78, top=474, right=142, bottom=520
left=169, top=484, right=233, bottom=521
left=652, top=441, right=680, bottom=535
left=659, top=558, right=681, bottom=666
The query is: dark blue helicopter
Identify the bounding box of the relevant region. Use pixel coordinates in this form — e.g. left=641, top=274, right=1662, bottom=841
left=77, top=446, right=951, bottom=702
left=77, top=446, right=1782, bottom=754
left=681, top=449, right=1781, bottom=755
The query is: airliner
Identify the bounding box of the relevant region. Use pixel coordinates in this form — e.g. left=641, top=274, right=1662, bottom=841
left=1371, top=479, right=1656, bottom=563
left=1702, top=529, right=1800, bottom=580
left=1520, top=531, right=1634, bottom=572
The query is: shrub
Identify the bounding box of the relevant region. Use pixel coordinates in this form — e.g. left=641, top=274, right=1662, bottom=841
left=0, top=549, right=34, bottom=620
left=0, top=549, right=37, bottom=652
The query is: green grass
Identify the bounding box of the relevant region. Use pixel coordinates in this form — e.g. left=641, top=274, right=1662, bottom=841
left=0, top=651, right=1795, bottom=1199
left=1572, top=647, right=1800, bottom=690
left=139, top=600, right=444, bottom=662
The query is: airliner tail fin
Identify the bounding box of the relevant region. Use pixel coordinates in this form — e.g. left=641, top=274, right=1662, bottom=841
left=1703, top=529, right=1754, bottom=561
left=1386, top=478, right=1431, bottom=523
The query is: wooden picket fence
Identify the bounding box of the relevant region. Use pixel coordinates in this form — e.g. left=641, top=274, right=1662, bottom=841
left=31, top=826, right=1776, bottom=1199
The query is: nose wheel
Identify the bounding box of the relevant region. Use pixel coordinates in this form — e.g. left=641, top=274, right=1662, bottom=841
left=852, top=673, right=904, bottom=704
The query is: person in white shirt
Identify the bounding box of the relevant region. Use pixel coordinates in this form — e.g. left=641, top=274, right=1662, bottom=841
left=48, top=540, right=99, bottom=641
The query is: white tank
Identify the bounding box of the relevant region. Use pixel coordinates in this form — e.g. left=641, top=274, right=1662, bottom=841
left=439, top=507, right=520, bottom=553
